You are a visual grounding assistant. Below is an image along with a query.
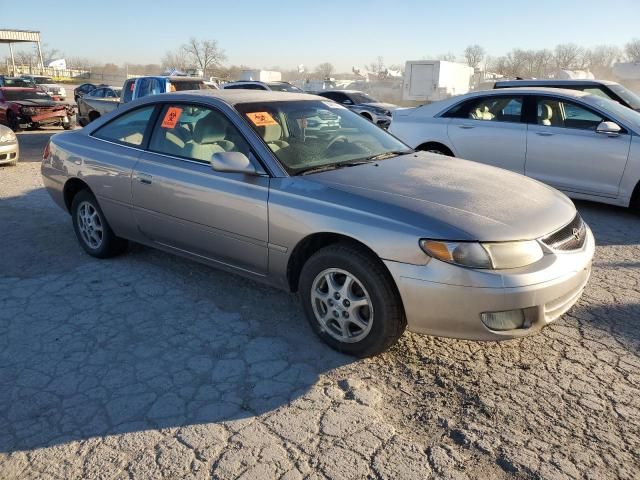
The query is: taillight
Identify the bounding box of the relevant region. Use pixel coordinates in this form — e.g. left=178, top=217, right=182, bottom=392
left=43, top=141, right=50, bottom=161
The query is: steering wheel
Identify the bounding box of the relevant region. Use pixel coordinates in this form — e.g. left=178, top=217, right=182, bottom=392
left=325, top=135, right=349, bottom=151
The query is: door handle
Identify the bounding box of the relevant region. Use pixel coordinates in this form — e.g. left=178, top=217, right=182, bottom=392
left=536, top=132, right=554, bottom=137
left=458, top=124, right=474, bottom=129
left=136, top=173, right=152, bottom=185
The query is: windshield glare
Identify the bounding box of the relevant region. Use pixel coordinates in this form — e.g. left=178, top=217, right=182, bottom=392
left=609, top=84, right=640, bottom=110
left=349, top=92, right=377, bottom=104
left=235, top=100, right=411, bottom=175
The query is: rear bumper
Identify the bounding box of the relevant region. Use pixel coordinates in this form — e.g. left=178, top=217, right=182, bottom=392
left=0, top=141, right=19, bottom=164
left=385, top=227, right=595, bottom=341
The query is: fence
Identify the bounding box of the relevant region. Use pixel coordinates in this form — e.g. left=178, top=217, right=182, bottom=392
left=3, top=62, right=90, bottom=80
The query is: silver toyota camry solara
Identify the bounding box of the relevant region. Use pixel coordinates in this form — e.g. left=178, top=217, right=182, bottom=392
left=41, top=90, right=594, bottom=356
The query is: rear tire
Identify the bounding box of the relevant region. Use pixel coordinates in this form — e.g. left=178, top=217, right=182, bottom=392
left=298, top=244, right=406, bottom=357
left=71, top=190, right=128, bottom=258
left=6, top=111, right=20, bottom=132
left=416, top=142, right=453, bottom=156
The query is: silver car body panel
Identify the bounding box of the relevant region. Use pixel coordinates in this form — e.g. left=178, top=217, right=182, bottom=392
left=42, top=90, right=594, bottom=341
left=390, top=87, right=640, bottom=207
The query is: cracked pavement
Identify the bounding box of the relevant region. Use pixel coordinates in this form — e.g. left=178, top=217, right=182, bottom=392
left=0, top=133, right=639, bottom=479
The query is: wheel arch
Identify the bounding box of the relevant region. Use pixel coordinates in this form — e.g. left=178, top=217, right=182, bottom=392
left=286, top=232, right=400, bottom=298
left=63, top=177, right=92, bottom=213
left=630, top=179, right=640, bottom=209
left=415, top=141, right=454, bottom=156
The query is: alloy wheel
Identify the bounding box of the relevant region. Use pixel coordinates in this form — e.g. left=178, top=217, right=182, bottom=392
left=310, top=268, right=374, bottom=343
left=77, top=201, right=103, bottom=249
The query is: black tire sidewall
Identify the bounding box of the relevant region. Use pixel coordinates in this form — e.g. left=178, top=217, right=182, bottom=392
left=71, top=190, right=124, bottom=258
left=298, top=245, right=405, bottom=357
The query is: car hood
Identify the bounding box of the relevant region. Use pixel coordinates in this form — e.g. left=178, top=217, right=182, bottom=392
left=11, top=99, right=61, bottom=108
left=360, top=102, right=398, bottom=111
left=305, top=152, right=576, bottom=242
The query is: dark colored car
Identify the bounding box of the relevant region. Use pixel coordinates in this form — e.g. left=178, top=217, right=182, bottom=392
left=74, top=83, right=108, bottom=103
left=316, top=90, right=398, bottom=128
left=0, top=88, right=75, bottom=131
left=494, top=79, right=640, bottom=112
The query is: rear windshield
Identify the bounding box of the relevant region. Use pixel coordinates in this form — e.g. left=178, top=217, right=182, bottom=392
left=267, top=82, right=303, bottom=92
left=34, top=77, right=55, bottom=84
left=2, top=90, right=52, bottom=101
left=4, top=78, right=32, bottom=87
left=169, top=80, right=207, bottom=91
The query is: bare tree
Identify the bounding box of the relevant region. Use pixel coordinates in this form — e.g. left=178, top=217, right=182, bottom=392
left=315, top=62, right=335, bottom=78
left=181, top=38, right=226, bottom=78
left=438, top=52, right=457, bottom=62
left=161, top=48, right=192, bottom=72
left=67, top=56, right=93, bottom=70
left=463, top=45, right=485, bottom=70
left=625, top=38, right=640, bottom=62
left=584, top=45, right=622, bottom=76
left=554, top=43, right=584, bottom=70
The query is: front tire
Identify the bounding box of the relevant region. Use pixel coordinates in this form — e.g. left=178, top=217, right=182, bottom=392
left=71, top=190, right=128, bottom=258
left=298, top=244, right=406, bottom=357
left=6, top=111, right=20, bottom=132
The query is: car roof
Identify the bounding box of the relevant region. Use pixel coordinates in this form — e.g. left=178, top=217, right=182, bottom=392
left=495, top=79, right=617, bottom=86
left=473, top=87, right=592, bottom=98
left=146, top=89, right=319, bottom=105
left=0, top=87, right=39, bottom=91
left=319, top=89, right=364, bottom=94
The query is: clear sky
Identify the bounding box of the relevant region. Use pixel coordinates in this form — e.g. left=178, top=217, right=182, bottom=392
left=2, top=0, right=639, bottom=71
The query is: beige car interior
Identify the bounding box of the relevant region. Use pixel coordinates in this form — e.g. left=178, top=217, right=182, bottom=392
left=539, top=103, right=555, bottom=126
left=470, top=105, right=495, bottom=121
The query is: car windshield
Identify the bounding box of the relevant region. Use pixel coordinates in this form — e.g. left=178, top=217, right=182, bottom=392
left=5, top=78, right=32, bottom=87
left=34, top=77, right=55, bottom=84
left=267, top=82, right=302, bottom=92
left=349, top=92, right=377, bottom=104
left=608, top=84, right=640, bottom=110
left=584, top=94, right=640, bottom=130
left=3, top=90, right=52, bottom=101
left=235, top=100, right=411, bottom=175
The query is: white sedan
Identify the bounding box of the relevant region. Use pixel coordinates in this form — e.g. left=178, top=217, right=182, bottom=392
left=390, top=87, right=640, bottom=209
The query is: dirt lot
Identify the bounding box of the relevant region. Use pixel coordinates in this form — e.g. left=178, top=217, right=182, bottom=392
left=0, top=129, right=639, bottom=479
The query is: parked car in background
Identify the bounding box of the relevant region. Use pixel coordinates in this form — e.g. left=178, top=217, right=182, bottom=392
left=0, top=124, right=19, bottom=166
left=0, top=76, right=35, bottom=88
left=222, top=80, right=303, bottom=92
left=74, top=83, right=107, bottom=102
left=390, top=87, right=640, bottom=209
left=494, top=79, right=640, bottom=112
left=77, top=86, right=123, bottom=125
left=21, top=75, right=67, bottom=101
left=78, top=76, right=211, bottom=124
left=0, top=87, right=75, bottom=131
left=42, top=90, right=593, bottom=356
left=316, top=90, right=397, bottom=128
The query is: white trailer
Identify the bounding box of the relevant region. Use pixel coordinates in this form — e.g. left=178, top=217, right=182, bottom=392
left=402, top=60, right=473, bottom=102
left=239, top=70, right=282, bottom=82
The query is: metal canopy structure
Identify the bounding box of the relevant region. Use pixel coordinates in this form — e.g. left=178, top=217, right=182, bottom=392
left=0, top=29, right=44, bottom=74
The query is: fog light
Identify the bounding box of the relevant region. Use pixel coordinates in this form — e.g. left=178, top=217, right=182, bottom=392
left=481, top=309, right=526, bottom=331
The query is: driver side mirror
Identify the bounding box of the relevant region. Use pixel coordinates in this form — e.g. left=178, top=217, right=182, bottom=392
left=211, top=151, right=258, bottom=175
left=596, top=121, right=622, bottom=136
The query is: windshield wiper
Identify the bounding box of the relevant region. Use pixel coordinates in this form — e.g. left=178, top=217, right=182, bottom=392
left=298, top=159, right=373, bottom=176
left=365, top=150, right=412, bottom=162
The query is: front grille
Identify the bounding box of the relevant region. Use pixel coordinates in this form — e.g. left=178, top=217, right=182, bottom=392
left=541, top=213, right=587, bottom=251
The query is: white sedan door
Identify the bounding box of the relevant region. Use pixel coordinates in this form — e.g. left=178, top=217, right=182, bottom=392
left=525, top=96, right=630, bottom=198
left=446, top=95, right=527, bottom=173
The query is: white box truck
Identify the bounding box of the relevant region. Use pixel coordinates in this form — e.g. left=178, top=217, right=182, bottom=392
left=239, top=70, right=282, bottom=82
left=402, top=60, right=473, bottom=103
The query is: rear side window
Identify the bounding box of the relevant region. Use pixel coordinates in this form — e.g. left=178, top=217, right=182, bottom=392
left=137, top=78, right=162, bottom=98
left=443, top=96, right=523, bottom=123
left=122, top=79, right=136, bottom=103
left=93, top=106, right=155, bottom=147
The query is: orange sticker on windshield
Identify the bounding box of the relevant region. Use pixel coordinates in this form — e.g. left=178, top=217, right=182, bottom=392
left=161, top=107, right=182, bottom=129
left=246, top=111, right=278, bottom=127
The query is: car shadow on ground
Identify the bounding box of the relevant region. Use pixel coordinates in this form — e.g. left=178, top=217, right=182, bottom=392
left=0, top=188, right=353, bottom=453
left=575, top=200, right=640, bottom=246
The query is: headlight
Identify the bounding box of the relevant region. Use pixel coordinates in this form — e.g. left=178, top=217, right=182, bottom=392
left=420, top=239, right=543, bottom=269
left=20, top=107, right=37, bottom=116
left=0, top=131, right=17, bottom=143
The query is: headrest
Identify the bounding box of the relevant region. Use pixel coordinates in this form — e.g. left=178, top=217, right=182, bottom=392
left=260, top=123, right=282, bottom=142
left=193, top=113, right=226, bottom=144
left=540, top=104, right=553, bottom=121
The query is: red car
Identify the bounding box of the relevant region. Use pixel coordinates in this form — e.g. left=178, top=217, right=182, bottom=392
left=0, top=87, right=75, bottom=131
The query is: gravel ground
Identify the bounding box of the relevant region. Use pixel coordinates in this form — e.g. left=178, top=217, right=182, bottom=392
left=0, top=133, right=639, bottom=479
